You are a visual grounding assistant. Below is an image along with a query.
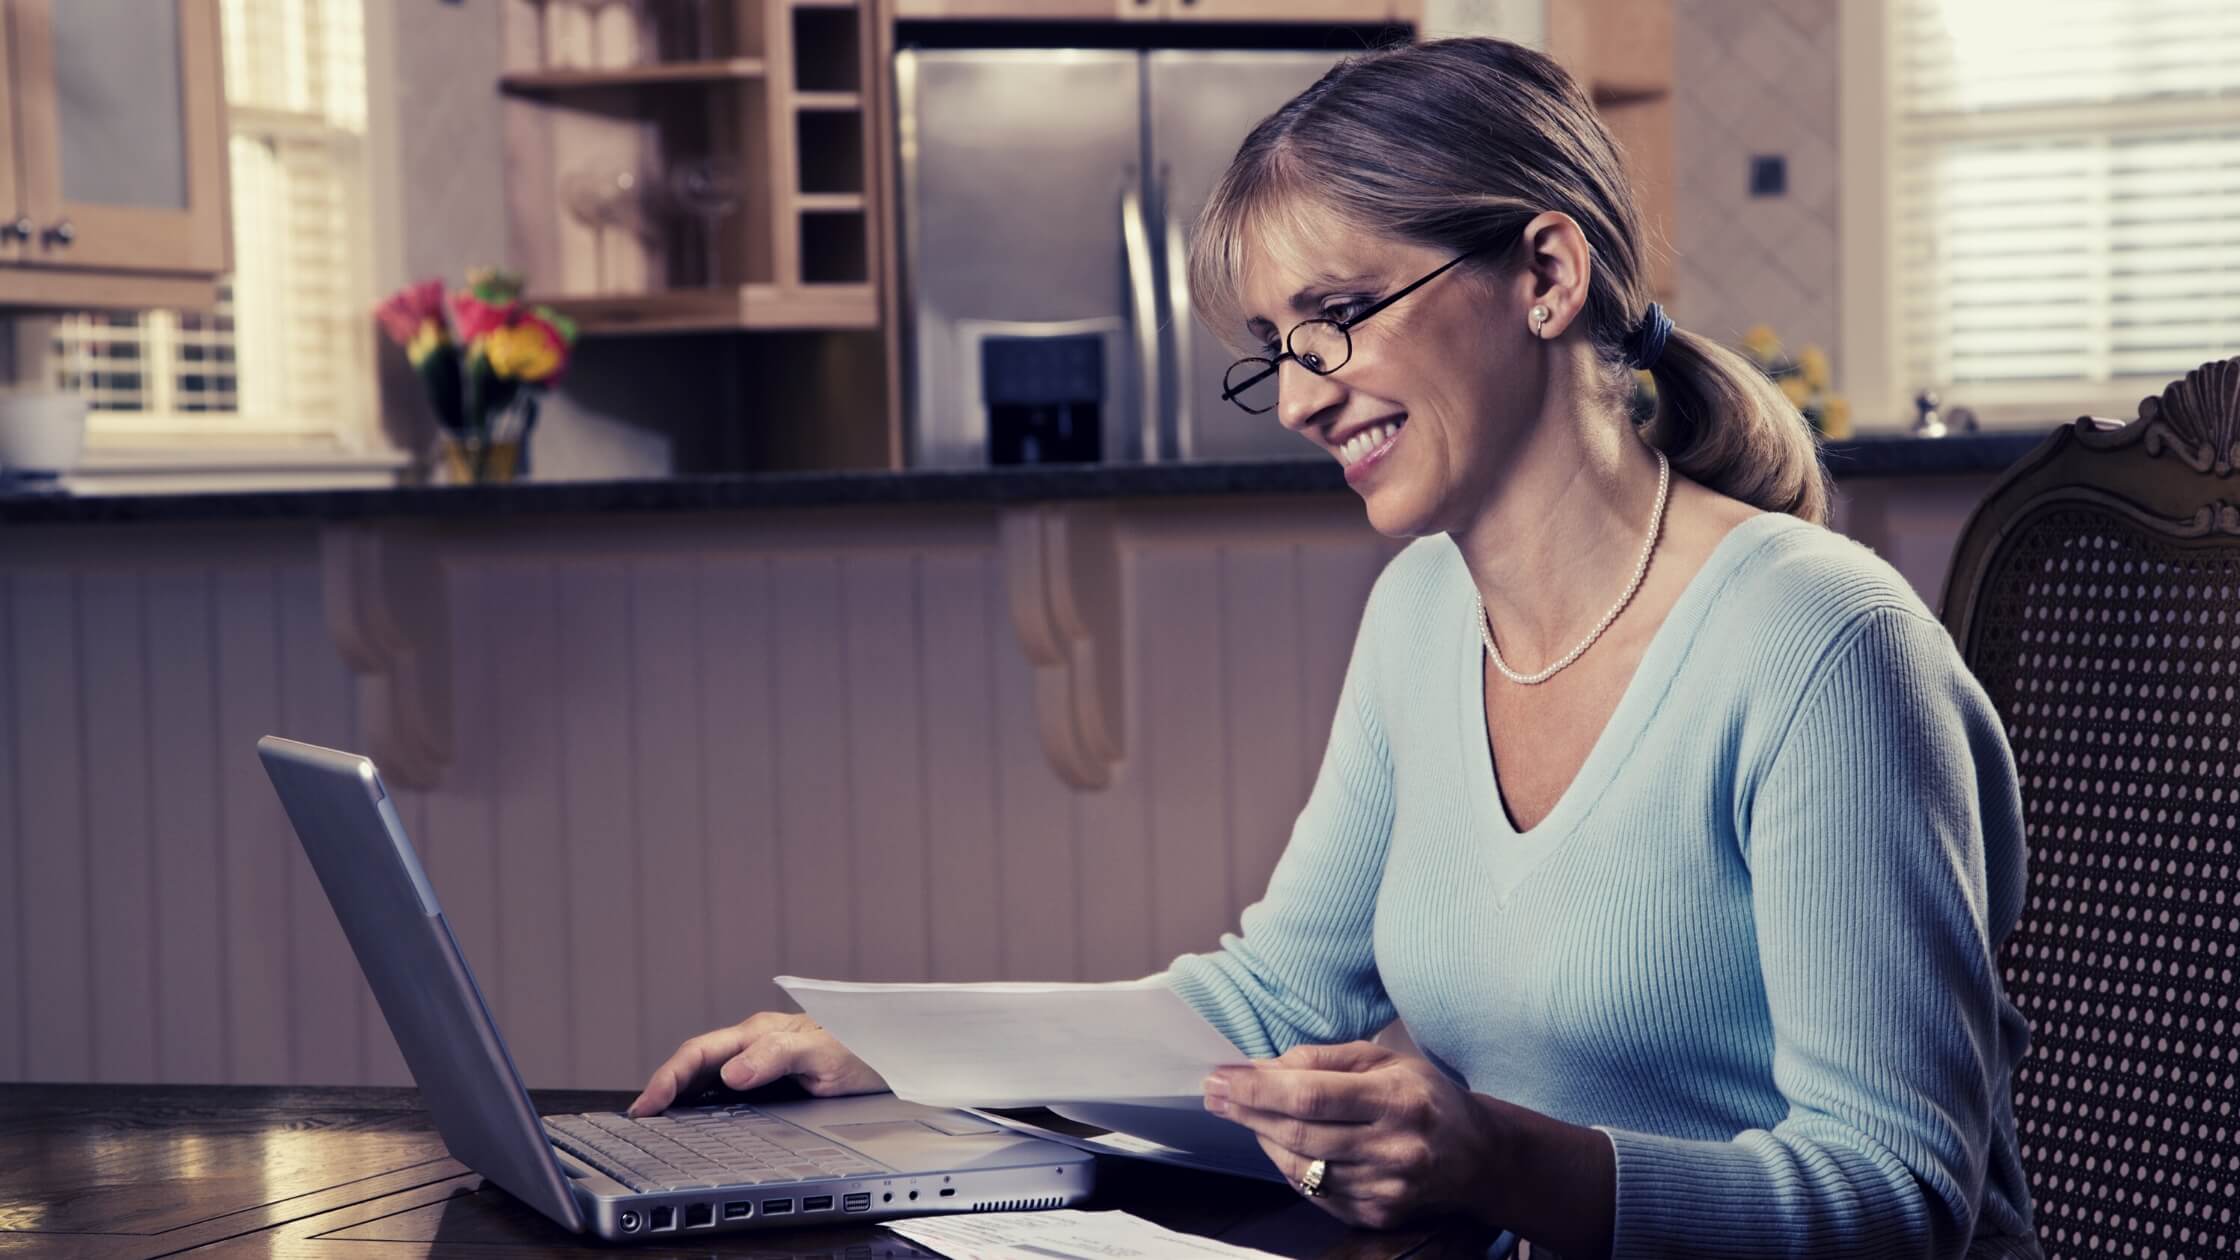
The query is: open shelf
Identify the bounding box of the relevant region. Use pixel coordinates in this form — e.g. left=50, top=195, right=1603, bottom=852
left=499, top=59, right=770, bottom=95
left=497, top=0, right=882, bottom=334
left=796, top=110, right=866, bottom=194
left=529, top=284, right=878, bottom=335
left=800, top=211, right=869, bottom=284
left=791, top=6, right=862, bottom=92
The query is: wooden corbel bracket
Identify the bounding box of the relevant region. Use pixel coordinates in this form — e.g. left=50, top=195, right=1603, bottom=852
left=1000, top=503, right=1124, bottom=790
left=320, top=523, right=453, bottom=789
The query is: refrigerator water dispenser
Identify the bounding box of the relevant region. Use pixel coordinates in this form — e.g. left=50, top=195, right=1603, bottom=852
left=982, top=333, right=1103, bottom=465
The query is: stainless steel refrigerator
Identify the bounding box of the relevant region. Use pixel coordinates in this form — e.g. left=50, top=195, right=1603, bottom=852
left=898, top=48, right=1348, bottom=468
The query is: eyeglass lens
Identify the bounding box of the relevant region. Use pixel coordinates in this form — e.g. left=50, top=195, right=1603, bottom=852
left=1222, top=319, right=1352, bottom=414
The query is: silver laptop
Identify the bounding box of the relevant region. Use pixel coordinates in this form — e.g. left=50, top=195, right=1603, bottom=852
left=257, top=735, right=1095, bottom=1241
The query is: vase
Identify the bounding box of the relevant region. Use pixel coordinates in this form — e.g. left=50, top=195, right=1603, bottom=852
left=438, top=433, right=526, bottom=484
left=436, top=394, right=539, bottom=484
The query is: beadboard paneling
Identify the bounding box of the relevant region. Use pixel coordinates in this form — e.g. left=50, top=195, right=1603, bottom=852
left=0, top=515, right=1399, bottom=1089
left=144, top=569, right=231, bottom=1085
left=0, top=577, right=26, bottom=1080
left=15, top=570, right=93, bottom=1082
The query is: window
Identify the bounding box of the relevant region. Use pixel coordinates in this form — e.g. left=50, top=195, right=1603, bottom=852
left=55, top=0, right=379, bottom=453
left=1843, top=1, right=2240, bottom=429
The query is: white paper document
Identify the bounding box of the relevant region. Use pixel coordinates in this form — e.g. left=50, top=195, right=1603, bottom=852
left=774, top=975, right=1278, bottom=1176
left=774, top=975, right=1251, bottom=1108
left=966, top=1107, right=1287, bottom=1184
left=885, top=1208, right=1285, bottom=1260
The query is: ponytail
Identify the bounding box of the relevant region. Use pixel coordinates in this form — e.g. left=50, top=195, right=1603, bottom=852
left=1638, top=328, right=1833, bottom=525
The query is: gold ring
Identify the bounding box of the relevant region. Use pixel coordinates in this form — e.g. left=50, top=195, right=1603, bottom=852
left=1296, top=1157, right=1327, bottom=1198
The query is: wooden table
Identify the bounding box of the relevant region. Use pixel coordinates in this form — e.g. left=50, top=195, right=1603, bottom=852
left=0, top=1085, right=1508, bottom=1259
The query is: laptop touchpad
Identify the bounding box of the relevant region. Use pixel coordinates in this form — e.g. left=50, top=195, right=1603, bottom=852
left=916, top=1114, right=1001, bottom=1136
left=826, top=1119, right=1021, bottom=1173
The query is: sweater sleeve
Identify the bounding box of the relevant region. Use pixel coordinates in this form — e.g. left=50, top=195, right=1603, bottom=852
left=1162, top=587, right=1400, bottom=1059
left=1595, top=607, right=2027, bottom=1259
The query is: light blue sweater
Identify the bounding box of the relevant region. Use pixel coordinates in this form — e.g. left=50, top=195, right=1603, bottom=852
left=1166, top=511, right=2040, bottom=1259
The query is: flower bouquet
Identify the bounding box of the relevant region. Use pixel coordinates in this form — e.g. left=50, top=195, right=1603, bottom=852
left=1737, top=324, right=1851, bottom=439
left=375, top=267, right=578, bottom=483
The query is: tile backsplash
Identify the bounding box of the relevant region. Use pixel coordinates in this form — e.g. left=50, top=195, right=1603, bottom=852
left=1669, top=0, right=1840, bottom=361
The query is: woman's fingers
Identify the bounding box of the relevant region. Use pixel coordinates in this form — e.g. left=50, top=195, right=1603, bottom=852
left=629, top=1011, right=886, bottom=1114
left=718, top=1029, right=808, bottom=1091
left=1213, top=1096, right=1376, bottom=1161
left=628, top=1026, right=749, bottom=1117
left=733, top=1027, right=888, bottom=1096
left=1209, top=1063, right=1388, bottom=1124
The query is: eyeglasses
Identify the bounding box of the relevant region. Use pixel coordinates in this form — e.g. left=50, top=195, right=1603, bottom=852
left=1221, top=244, right=1489, bottom=415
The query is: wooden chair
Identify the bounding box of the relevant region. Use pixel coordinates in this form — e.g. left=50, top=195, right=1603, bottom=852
left=1940, top=355, right=2240, bottom=1260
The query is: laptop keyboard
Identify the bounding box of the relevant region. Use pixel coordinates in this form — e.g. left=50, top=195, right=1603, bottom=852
left=544, top=1106, right=889, bottom=1194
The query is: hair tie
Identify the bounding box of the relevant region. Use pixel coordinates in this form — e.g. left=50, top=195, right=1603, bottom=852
left=1624, top=302, right=1672, bottom=371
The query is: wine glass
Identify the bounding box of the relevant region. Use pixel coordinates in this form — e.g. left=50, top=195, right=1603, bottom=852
left=669, top=157, right=744, bottom=289
left=561, top=166, right=651, bottom=292
left=565, top=0, right=647, bottom=68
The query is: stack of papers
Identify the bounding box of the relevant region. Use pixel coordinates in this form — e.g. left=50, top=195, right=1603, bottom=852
left=886, top=1208, right=1286, bottom=1260
left=775, top=975, right=1281, bottom=1180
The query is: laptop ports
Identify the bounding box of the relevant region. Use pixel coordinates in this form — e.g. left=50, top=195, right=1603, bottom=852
left=684, top=1203, right=714, bottom=1229
left=618, top=1209, right=643, bottom=1233
left=722, top=1201, right=752, bottom=1220
left=843, top=1193, right=872, bottom=1213
left=760, top=1197, right=794, bottom=1215
left=649, top=1205, right=675, bottom=1232
left=802, top=1195, right=834, bottom=1212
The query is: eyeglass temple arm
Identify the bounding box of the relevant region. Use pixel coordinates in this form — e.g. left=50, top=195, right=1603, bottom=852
left=1223, top=351, right=1291, bottom=402
left=1339, top=248, right=1481, bottom=332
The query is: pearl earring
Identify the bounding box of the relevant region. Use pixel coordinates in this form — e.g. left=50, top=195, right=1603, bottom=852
left=1530, top=305, right=1550, bottom=337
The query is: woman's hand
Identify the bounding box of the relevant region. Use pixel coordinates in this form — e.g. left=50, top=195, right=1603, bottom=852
left=1202, top=1040, right=1503, bottom=1231
left=627, top=1012, right=888, bottom=1117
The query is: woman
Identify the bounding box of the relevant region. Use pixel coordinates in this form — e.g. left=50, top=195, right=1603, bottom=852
left=631, top=37, right=2039, bottom=1259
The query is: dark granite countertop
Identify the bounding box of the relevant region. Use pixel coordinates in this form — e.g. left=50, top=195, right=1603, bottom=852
left=0, top=431, right=2050, bottom=527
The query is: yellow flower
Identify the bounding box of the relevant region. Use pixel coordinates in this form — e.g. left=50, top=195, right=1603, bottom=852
left=405, top=319, right=447, bottom=367
left=482, top=322, right=564, bottom=382
left=1779, top=374, right=1812, bottom=408
left=1797, top=345, right=1830, bottom=390
left=1742, top=324, right=1783, bottom=363
left=1822, top=396, right=1853, bottom=439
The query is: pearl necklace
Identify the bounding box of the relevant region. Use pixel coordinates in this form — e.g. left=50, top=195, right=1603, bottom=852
left=1476, top=449, right=1670, bottom=686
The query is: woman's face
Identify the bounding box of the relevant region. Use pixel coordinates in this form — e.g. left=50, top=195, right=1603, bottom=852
left=1234, top=207, right=1546, bottom=539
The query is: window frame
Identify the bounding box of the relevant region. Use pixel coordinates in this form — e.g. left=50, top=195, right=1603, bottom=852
left=64, top=0, right=406, bottom=488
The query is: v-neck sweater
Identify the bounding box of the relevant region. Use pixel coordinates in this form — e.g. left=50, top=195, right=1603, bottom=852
left=1165, top=511, right=2040, bottom=1258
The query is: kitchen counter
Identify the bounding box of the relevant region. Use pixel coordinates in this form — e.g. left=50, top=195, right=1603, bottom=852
left=0, top=431, right=2049, bottom=526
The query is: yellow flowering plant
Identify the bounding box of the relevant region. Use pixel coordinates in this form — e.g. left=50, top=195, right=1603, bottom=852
left=1737, top=324, right=1851, bottom=439
left=374, top=266, right=579, bottom=480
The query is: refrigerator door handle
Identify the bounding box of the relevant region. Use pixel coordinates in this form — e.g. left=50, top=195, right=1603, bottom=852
left=1160, top=164, right=1195, bottom=464
left=1121, top=177, right=1162, bottom=464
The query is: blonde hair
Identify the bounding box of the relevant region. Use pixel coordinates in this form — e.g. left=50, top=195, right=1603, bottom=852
left=1188, top=36, right=1832, bottom=524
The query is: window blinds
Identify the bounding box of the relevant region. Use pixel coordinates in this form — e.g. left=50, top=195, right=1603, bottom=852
left=58, top=0, right=368, bottom=438
left=1892, top=0, right=2240, bottom=405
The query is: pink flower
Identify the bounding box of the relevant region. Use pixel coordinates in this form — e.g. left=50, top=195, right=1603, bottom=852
left=450, top=291, right=519, bottom=342
left=374, top=280, right=448, bottom=348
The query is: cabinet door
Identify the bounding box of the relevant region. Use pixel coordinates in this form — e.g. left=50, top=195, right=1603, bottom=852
left=8, top=0, right=230, bottom=274
left=0, top=2, right=22, bottom=264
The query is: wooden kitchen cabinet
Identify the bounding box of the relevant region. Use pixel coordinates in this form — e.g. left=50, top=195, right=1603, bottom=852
left=1545, top=0, right=1673, bottom=300
left=1167, top=0, right=1416, bottom=23
left=0, top=7, right=19, bottom=268
left=0, top=0, right=231, bottom=310
left=499, top=0, right=883, bottom=334
left=893, top=0, right=1147, bottom=18
left=893, top=0, right=1411, bottom=23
